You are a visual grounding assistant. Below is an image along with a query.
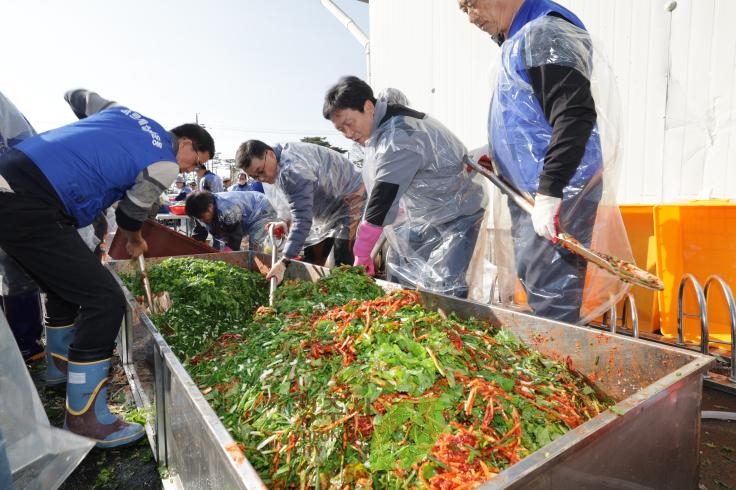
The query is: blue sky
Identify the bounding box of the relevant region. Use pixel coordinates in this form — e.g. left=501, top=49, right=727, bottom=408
left=0, top=0, right=368, bottom=159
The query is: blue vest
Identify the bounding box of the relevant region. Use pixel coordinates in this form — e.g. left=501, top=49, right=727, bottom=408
left=212, top=191, right=273, bottom=233
left=489, top=0, right=602, bottom=194
left=17, top=107, right=175, bottom=227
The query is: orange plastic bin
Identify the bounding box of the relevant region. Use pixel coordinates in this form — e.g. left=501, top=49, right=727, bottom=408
left=619, top=204, right=660, bottom=332
left=654, top=200, right=736, bottom=348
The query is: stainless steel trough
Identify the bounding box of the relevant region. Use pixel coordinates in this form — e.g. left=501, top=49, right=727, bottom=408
left=108, top=251, right=713, bottom=489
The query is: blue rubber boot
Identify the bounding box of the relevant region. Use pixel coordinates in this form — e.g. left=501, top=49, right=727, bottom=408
left=64, top=358, right=145, bottom=449
left=1, top=291, right=44, bottom=362
left=45, top=324, right=75, bottom=386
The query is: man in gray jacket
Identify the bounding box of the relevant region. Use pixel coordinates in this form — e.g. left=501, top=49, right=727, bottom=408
left=236, top=140, right=366, bottom=280
left=323, top=76, right=485, bottom=298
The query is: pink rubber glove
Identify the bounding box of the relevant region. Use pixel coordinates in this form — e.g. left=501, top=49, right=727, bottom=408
left=353, top=221, right=383, bottom=276
left=354, top=255, right=375, bottom=275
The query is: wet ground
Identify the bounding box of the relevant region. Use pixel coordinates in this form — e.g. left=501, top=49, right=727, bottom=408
left=699, top=386, right=736, bottom=490
left=28, top=358, right=161, bottom=490
left=27, top=355, right=736, bottom=489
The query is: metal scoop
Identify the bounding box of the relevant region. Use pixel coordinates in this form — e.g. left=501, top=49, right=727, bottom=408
left=467, top=159, right=664, bottom=291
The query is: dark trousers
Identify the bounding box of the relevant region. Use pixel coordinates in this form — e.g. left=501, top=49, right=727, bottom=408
left=0, top=191, right=125, bottom=360
left=387, top=210, right=484, bottom=299
left=303, top=237, right=353, bottom=267
left=508, top=184, right=601, bottom=324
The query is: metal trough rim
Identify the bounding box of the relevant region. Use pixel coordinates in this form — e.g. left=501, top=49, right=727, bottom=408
left=110, top=253, right=714, bottom=489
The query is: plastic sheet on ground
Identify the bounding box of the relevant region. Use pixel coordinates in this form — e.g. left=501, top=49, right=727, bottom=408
left=0, top=312, right=94, bottom=490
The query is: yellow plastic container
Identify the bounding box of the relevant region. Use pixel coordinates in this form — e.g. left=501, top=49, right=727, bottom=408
left=619, top=205, right=660, bottom=333
left=653, top=200, right=736, bottom=347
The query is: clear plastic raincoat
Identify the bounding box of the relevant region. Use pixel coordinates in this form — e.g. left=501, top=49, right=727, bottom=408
left=488, top=4, right=632, bottom=323
left=363, top=100, right=486, bottom=298
left=272, top=142, right=365, bottom=259
left=0, top=92, right=39, bottom=295
left=205, top=191, right=277, bottom=252
left=0, top=92, right=36, bottom=154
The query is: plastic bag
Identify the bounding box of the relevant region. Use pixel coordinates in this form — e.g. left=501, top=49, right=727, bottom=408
left=0, top=312, right=94, bottom=489
left=76, top=224, right=100, bottom=252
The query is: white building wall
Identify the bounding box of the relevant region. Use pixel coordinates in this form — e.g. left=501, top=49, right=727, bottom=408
left=367, top=0, right=736, bottom=204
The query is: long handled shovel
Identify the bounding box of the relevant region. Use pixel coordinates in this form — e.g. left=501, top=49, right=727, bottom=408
left=268, top=227, right=284, bottom=307
left=467, top=159, right=664, bottom=291
left=138, top=255, right=157, bottom=314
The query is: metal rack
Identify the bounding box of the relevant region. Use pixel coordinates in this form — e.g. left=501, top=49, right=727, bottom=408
left=603, top=292, right=640, bottom=339
left=676, top=274, right=736, bottom=385
left=596, top=274, right=735, bottom=390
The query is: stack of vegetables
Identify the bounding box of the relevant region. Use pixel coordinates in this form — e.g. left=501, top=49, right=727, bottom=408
left=123, top=258, right=610, bottom=489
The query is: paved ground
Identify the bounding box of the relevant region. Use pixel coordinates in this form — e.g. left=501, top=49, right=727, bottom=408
left=28, top=359, right=161, bottom=490
left=699, top=386, right=736, bottom=490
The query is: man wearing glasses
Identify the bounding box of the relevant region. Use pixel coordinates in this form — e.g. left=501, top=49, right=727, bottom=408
left=0, top=89, right=215, bottom=449
left=456, top=0, right=631, bottom=323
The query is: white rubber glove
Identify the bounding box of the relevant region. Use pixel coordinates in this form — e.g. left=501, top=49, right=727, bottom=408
left=266, top=258, right=288, bottom=285
left=531, top=194, right=562, bottom=241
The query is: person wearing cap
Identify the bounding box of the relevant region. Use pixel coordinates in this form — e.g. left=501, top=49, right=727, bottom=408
left=195, top=163, right=223, bottom=193
left=0, top=88, right=215, bottom=448
left=222, top=176, right=232, bottom=190
left=236, top=139, right=366, bottom=278
left=172, top=175, right=192, bottom=201
left=185, top=190, right=277, bottom=252
left=456, top=0, right=631, bottom=323
left=323, top=76, right=485, bottom=298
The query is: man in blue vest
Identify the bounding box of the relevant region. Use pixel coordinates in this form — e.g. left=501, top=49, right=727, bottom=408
left=458, top=0, right=631, bottom=323
left=0, top=89, right=215, bottom=448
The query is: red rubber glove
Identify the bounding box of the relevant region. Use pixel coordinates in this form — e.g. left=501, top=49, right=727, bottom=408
left=266, top=221, right=288, bottom=239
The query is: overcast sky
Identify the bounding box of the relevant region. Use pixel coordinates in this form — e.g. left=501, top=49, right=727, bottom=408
left=0, top=0, right=369, bottom=159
